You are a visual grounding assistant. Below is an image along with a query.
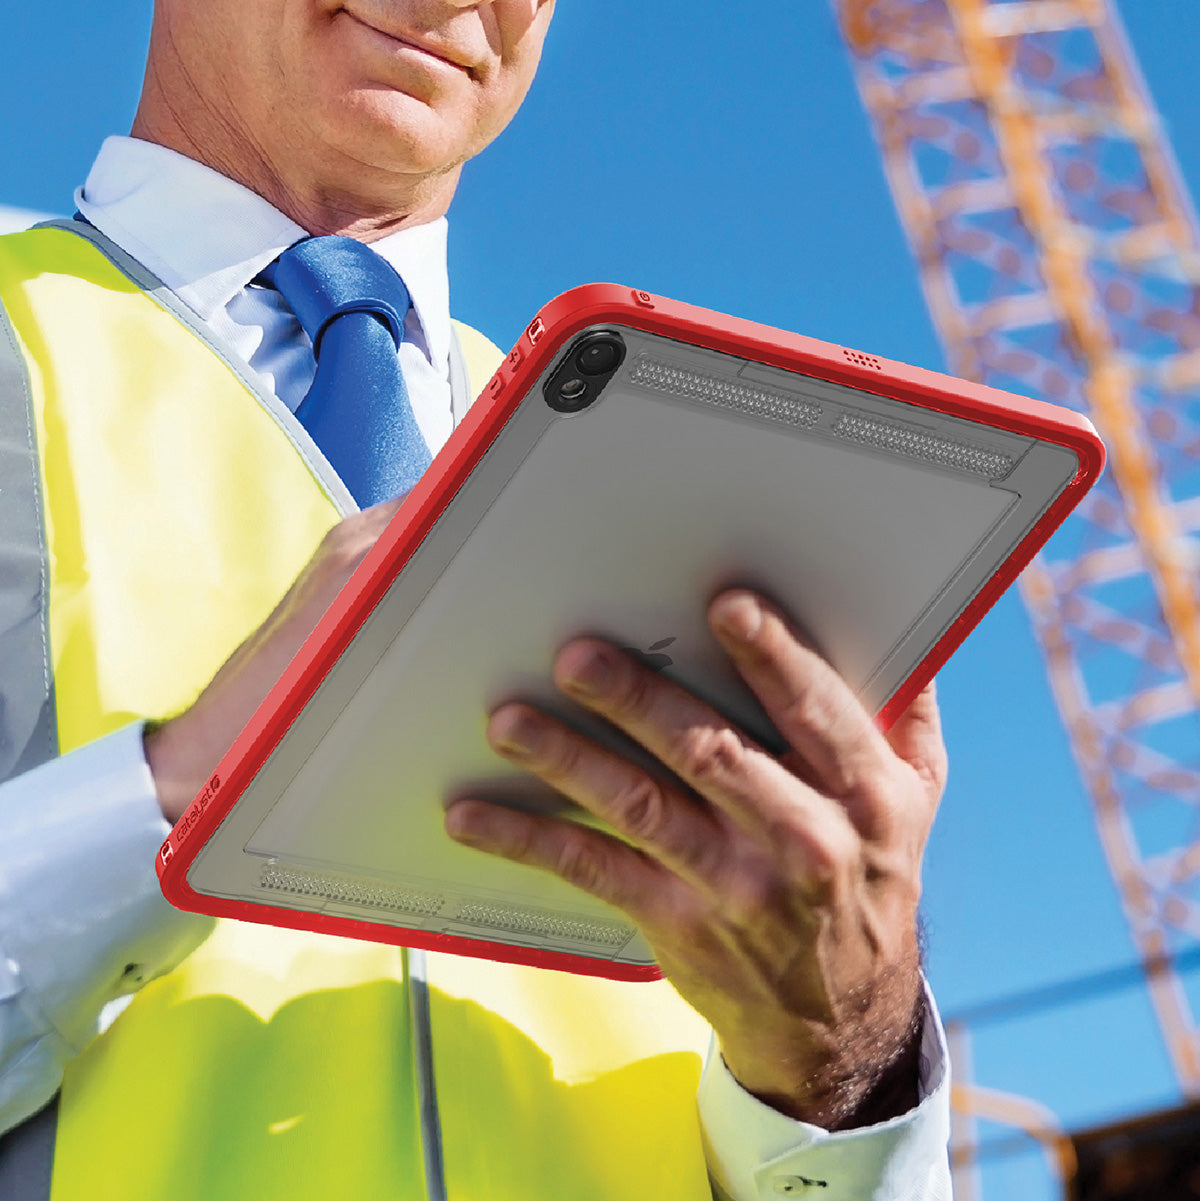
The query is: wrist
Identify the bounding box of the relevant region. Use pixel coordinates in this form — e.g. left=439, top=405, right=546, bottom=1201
left=144, top=714, right=213, bottom=824
left=804, top=992, right=925, bottom=1130
left=720, top=971, right=926, bottom=1131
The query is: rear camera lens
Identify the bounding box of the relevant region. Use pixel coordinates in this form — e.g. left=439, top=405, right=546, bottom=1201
left=577, top=340, right=621, bottom=376
left=559, top=377, right=588, bottom=404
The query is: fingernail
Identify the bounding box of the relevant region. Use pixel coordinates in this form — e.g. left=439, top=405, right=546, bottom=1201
left=713, top=592, right=764, bottom=642
left=445, top=801, right=487, bottom=846
left=489, top=709, right=537, bottom=760
left=560, top=644, right=614, bottom=698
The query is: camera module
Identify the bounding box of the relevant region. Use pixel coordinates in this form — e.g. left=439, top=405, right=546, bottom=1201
left=544, top=328, right=626, bottom=414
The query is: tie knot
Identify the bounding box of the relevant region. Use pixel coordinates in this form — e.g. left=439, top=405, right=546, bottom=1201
left=259, top=235, right=411, bottom=356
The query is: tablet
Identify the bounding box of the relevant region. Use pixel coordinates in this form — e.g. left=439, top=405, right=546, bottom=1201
left=157, top=284, right=1105, bottom=980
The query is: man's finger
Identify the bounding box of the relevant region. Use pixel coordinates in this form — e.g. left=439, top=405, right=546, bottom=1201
left=884, top=679, right=949, bottom=804
left=484, top=703, right=732, bottom=887
left=443, top=795, right=666, bottom=923
left=708, top=590, right=893, bottom=800
left=550, top=640, right=851, bottom=845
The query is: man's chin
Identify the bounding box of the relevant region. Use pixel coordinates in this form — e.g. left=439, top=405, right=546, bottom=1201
left=318, top=91, right=472, bottom=179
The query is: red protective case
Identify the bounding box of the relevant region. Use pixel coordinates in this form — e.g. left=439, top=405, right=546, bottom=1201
left=157, top=284, right=1105, bottom=980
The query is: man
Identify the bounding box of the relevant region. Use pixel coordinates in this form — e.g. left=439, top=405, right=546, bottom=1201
left=0, top=1, right=952, bottom=1197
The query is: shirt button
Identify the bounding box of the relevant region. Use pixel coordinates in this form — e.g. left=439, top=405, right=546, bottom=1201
left=772, top=1177, right=825, bottom=1194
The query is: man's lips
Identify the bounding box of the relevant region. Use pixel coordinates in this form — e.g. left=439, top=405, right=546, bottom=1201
left=341, top=9, right=476, bottom=74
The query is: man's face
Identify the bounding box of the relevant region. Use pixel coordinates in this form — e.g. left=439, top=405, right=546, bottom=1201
left=159, top=0, right=555, bottom=189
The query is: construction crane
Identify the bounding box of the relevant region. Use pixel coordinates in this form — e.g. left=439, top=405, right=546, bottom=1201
left=831, top=0, right=1200, bottom=1193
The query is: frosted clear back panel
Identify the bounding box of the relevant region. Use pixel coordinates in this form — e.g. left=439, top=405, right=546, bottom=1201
left=247, top=387, right=1012, bottom=869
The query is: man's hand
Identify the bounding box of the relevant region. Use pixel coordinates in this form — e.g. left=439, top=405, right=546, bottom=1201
left=145, top=499, right=405, bottom=823
left=445, top=590, right=948, bottom=1130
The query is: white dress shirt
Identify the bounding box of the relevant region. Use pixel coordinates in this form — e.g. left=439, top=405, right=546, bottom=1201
left=0, top=136, right=951, bottom=1201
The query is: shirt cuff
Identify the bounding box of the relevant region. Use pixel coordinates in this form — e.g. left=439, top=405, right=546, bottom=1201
left=697, top=980, right=951, bottom=1201
left=0, top=722, right=215, bottom=1053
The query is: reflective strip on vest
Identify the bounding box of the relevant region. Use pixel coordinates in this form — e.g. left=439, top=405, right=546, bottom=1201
left=0, top=252, right=64, bottom=1201
left=0, top=225, right=715, bottom=1201
left=0, top=278, right=55, bottom=782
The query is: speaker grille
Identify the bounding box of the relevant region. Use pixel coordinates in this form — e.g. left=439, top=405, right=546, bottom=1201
left=631, top=355, right=821, bottom=427
left=832, top=411, right=1014, bottom=478
left=456, top=901, right=632, bottom=948
left=259, top=864, right=445, bottom=916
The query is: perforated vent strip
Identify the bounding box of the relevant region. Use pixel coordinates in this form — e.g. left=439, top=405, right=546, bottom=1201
left=832, top=412, right=1013, bottom=478
left=843, top=349, right=883, bottom=371
left=259, top=865, right=445, bottom=916
left=631, top=356, right=821, bottom=427
left=457, top=902, right=630, bottom=947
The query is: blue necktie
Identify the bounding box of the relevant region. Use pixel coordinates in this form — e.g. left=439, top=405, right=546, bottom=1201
left=259, top=235, right=432, bottom=507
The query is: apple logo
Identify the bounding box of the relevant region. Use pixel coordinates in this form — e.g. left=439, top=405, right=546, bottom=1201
left=624, top=636, right=676, bottom=670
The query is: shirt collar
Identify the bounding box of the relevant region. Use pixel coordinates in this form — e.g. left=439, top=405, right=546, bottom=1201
left=76, top=135, right=452, bottom=371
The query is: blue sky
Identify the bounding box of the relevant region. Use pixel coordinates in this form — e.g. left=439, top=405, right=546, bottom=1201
left=7, top=4, right=1200, bottom=1195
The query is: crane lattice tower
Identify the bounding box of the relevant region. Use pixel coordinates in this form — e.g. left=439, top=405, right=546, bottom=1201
left=833, top=0, right=1200, bottom=1091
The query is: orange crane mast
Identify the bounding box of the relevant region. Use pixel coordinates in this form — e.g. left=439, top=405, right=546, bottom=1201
left=832, top=0, right=1200, bottom=1108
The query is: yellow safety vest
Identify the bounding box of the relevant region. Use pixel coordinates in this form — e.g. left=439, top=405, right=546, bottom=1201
left=0, top=224, right=715, bottom=1201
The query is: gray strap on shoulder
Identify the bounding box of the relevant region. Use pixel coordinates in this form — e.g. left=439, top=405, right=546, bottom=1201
left=0, top=289, right=57, bottom=784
